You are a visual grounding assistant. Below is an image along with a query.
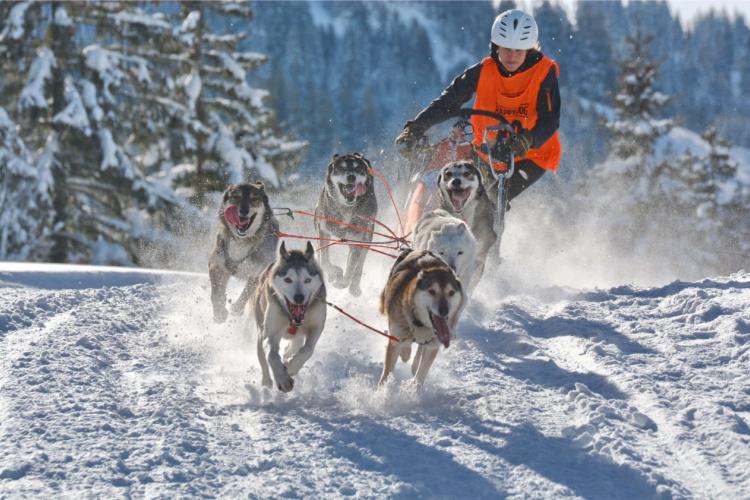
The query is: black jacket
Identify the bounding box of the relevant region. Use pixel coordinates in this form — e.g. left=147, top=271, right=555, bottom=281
left=405, top=50, right=561, bottom=149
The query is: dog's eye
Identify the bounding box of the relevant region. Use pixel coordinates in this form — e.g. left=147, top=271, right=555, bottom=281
left=444, top=173, right=452, bottom=179
left=428, top=289, right=436, bottom=296
left=457, top=251, right=464, bottom=255
left=463, top=172, right=471, bottom=178
left=449, top=290, right=455, bottom=297
left=304, top=278, right=312, bottom=284
left=284, top=277, right=293, bottom=283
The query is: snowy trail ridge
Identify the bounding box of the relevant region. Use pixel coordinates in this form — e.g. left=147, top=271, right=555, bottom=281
left=1, top=264, right=749, bottom=498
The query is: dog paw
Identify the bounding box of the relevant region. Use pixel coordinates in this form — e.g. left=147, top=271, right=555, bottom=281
left=327, top=266, right=344, bottom=283
left=213, top=306, right=229, bottom=323
left=261, top=376, right=273, bottom=389
left=348, top=284, right=362, bottom=297
left=276, top=373, right=294, bottom=393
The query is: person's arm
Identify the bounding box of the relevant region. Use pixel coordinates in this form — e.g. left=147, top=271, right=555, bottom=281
left=530, top=65, right=560, bottom=148
left=404, top=62, right=483, bottom=136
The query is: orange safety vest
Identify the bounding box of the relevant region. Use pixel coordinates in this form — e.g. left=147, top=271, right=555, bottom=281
left=472, top=55, right=562, bottom=171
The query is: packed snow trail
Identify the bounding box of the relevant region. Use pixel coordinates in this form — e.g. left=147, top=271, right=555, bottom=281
left=0, top=263, right=748, bottom=498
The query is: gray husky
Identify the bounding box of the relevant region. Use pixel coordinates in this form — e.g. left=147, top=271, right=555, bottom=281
left=314, top=153, right=378, bottom=297
left=252, top=241, right=327, bottom=393
left=209, top=182, right=279, bottom=323
left=436, top=160, right=497, bottom=286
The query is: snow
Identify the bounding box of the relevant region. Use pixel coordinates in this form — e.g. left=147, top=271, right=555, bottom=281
left=0, top=1, right=31, bottom=41
left=0, top=261, right=748, bottom=497
left=52, top=78, right=91, bottom=134
left=181, top=10, right=201, bottom=32
left=19, top=48, right=56, bottom=110
left=98, top=128, right=119, bottom=171
left=53, top=6, right=72, bottom=27
left=182, top=71, right=201, bottom=110
left=83, top=46, right=125, bottom=103
left=110, top=11, right=170, bottom=30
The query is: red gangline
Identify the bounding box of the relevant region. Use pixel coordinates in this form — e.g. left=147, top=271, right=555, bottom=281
left=369, top=167, right=405, bottom=240
left=325, top=300, right=400, bottom=342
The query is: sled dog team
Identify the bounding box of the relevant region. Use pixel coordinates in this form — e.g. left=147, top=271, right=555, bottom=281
left=209, top=153, right=494, bottom=392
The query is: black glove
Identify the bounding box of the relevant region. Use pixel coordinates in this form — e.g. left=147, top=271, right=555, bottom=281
left=510, top=130, right=533, bottom=157
left=395, top=125, right=422, bottom=148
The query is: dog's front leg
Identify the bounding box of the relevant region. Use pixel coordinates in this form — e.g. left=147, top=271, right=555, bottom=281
left=231, top=276, right=257, bottom=316
left=261, top=313, right=294, bottom=392
left=343, top=244, right=368, bottom=297
left=318, top=227, right=344, bottom=285
left=209, top=261, right=230, bottom=323
left=413, top=344, right=440, bottom=385
left=256, top=326, right=272, bottom=388
left=285, top=330, right=322, bottom=377
left=378, top=332, right=402, bottom=386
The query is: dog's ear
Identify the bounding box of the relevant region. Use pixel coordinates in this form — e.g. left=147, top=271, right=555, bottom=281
left=304, top=241, right=315, bottom=260
left=327, top=155, right=338, bottom=176
left=222, top=185, right=234, bottom=202
left=279, top=241, right=289, bottom=260
left=255, top=181, right=265, bottom=192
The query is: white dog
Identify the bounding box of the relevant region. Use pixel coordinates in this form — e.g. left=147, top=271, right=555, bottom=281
left=252, top=241, right=326, bottom=392
left=412, top=209, right=479, bottom=295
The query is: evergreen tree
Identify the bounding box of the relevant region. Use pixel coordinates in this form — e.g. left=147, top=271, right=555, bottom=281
left=583, top=23, right=677, bottom=256
left=573, top=2, right=617, bottom=102
left=0, top=107, right=53, bottom=260
left=2, top=3, right=170, bottom=263
left=169, top=1, right=305, bottom=206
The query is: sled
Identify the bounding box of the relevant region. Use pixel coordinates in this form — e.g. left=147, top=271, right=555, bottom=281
left=402, top=108, right=517, bottom=259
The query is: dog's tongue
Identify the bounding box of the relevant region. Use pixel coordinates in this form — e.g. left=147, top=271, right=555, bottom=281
left=224, top=205, right=242, bottom=226
left=450, top=190, right=468, bottom=211
left=346, top=182, right=366, bottom=197
left=290, top=303, right=306, bottom=323
left=431, top=314, right=451, bottom=348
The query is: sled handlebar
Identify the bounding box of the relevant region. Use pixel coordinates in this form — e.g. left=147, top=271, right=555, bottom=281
left=455, top=107, right=511, bottom=126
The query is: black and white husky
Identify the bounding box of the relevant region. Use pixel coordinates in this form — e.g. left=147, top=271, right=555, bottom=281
left=314, top=153, right=378, bottom=297
left=209, top=182, right=279, bottom=323
left=252, top=241, right=327, bottom=393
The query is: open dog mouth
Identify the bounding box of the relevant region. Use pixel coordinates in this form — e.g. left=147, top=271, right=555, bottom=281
left=224, top=205, right=257, bottom=236
left=447, top=187, right=472, bottom=212
left=235, top=213, right=256, bottom=236
left=338, top=182, right=367, bottom=203
left=285, top=299, right=308, bottom=325
left=429, top=312, right=451, bottom=348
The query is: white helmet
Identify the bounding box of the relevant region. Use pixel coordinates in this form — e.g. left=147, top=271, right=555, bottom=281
left=491, top=9, right=538, bottom=50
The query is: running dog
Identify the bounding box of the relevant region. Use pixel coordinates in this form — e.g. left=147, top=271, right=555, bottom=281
left=209, top=182, right=279, bottom=323
left=436, top=160, right=497, bottom=286
left=253, top=241, right=326, bottom=393
left=412, top=209, right=479, bottom=294
left=378, top=250, right=465, bottom=386
left=314, top=153, right=378, bottom=297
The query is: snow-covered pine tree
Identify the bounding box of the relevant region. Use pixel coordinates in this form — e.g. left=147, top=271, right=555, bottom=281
left=169, top=1, right=305, bottom=206
left=0, top=1, right=178, bottom=264
left=0, top=107, right=53, bottom=260
left=699, top=125, right=749, bottom=268
left=581, top=23, right=683, bottom=262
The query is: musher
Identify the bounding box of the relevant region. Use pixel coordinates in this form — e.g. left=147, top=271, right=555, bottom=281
left=396, top=8, right=561, bottom=223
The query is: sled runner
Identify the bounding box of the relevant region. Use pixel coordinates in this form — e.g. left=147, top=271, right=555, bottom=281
left=402, top=108, right=517, bottom=259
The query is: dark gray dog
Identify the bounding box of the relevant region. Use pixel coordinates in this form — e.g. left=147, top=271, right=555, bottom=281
left=209, top=182, right=279, bottom=323
left=314, top=153, right=378, bottom=297
left=436, top=160, right=497, bottom=285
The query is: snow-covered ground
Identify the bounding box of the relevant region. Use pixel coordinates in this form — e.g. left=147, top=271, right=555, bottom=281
left=1, top=261, right=748, bottom=498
